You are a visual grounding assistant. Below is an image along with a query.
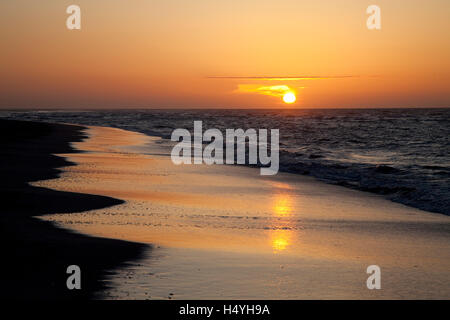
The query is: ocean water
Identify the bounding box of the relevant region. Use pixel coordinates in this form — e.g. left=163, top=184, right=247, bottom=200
left=2, top=108, right=449, bottom=215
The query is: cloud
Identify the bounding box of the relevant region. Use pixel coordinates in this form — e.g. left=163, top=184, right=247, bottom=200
left=237, top=84, right=298, bottom=97
left=207, top=75, right=356, bottom=81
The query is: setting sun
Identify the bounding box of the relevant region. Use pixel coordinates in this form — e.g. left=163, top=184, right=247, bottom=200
left=283, top=92, right=296, bottom=104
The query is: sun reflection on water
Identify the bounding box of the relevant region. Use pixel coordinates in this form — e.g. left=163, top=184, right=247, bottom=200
left=273, top=194, right=293, bottom=217
left=270, top=229, right=292, bottom=252
left=269, top=193, right=296, bottom=253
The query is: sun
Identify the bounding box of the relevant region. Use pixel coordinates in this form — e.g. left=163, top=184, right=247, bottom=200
left=283, top=92, right=296, bottom=104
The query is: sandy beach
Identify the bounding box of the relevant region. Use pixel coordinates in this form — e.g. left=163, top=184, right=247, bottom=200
left=31, top=124, right=450, bottom=299
left=0, top=120, right=147, bottom=300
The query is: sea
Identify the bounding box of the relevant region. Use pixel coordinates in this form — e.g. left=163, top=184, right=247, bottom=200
left=2, top=108, right=449, bottom=215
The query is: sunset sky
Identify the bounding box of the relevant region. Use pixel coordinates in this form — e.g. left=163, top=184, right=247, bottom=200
left=1, top=0, right=449, bottom=108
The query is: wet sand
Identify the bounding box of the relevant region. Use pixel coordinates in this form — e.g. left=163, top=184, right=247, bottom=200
left=35, top=125, right=450, bottom=299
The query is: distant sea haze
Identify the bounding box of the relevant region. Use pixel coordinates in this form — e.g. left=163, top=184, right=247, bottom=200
left=2, top=108, right=449, bottom=215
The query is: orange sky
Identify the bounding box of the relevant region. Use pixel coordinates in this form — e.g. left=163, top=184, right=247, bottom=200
left=0, top=0, right=449, bottom=108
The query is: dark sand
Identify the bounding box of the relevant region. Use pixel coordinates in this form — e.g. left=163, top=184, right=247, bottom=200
left=0, top=119, right=148, bottom=300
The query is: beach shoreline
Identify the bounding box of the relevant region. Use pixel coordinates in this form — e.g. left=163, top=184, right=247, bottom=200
left=2, top=118, right=449, bottom=299
left=32, top=123, right=450, bottom=299
left=3, top=108, right=448, bottom=216
left=0, top=119, right=148, bottom=300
